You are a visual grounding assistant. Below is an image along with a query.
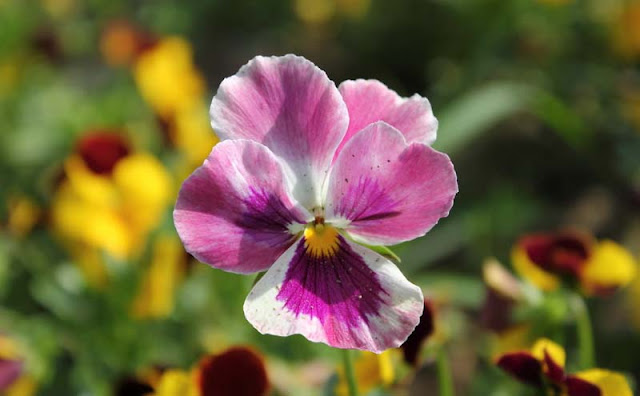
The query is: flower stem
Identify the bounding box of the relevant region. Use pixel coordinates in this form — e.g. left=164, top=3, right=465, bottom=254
left=341, top=349, right=358, bottom=396
left=437, top=347, right=455, bottom=396
left=573, top=294, right=595, bottom=369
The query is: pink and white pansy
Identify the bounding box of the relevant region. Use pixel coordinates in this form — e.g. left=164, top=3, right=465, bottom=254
left=174, top=55, right=458, bottom=352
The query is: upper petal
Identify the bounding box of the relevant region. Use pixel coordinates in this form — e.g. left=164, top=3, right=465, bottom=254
left=174, top=140, right=312, bottom=274
left=334, top=79, right=437, bottom=161
left=210, top=55, right=349, bottom=208
left=243, top=234, right=424, bottom=352
left=325, top=121, right=457, bottom=246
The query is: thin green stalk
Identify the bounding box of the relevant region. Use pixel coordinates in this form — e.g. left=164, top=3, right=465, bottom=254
left=573, top=294, right=595, bottom=369
left=341, top=349, right=358, bottom=396
left=437, top=347, right=455, bottom=396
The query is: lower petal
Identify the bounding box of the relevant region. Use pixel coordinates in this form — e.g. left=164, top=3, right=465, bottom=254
left=569, top=369, right=633, bottom=396
left=243, top=235, right=423, bottom=352
left=581, top=240, right=637, bottom=295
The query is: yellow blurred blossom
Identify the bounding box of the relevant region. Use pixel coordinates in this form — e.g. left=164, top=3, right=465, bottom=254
left=131, top=235, right=187, bottom=319
left=173, top=105, right=219, bottom=170
left=336, top=351, right=395, bottom=396
left=51, top=132, right=172, bottom=286
left=134, top=37, right=205, bottom=119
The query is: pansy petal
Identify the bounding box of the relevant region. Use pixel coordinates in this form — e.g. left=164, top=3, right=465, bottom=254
left=243, top=235, right=424, bottom=352
left=569, top=369, right=632, bottom=396
left=581, top=240, right=637, bottom=295
left=325, top=121, right=457, bottom=246
left=174, top=140, right=311, bottom=274
left=210, top=55, right=349, bottom=208
left=0, top=359, right=22, bottom=390
left=335, top=79, right=437, bottom=160
left=198, top=347, right=269, bottom=396
left=495, top=352, right=543, bottom=387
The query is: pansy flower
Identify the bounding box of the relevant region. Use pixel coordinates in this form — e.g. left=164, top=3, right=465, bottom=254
left=512, top=230, right=637, bottom=296
left=496, top=338, right=632, bottom=396
left=115, top=346, right=269, bottom=396
left=51, top=130, right=172, bottom=286
left=174, top=55, right=458, bottom=352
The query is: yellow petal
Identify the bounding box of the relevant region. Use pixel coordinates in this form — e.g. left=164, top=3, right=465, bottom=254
left=5, top=375, right=37, bottom=396
left=511, top=245, right=560, bottom=291
left=131, top=235, right=186, bottom=319
left=489, top=325, right=531, bottom=360
left=581, top=240, right=637, bottom=293
left=574, top=369, right=633, bottom=396
left=531, top=338, right=565, bottom=369
left=336, top=351, right=394, bottom=396
left=153, top=370, right=197, bottom=396
left=63, top=156, right=119, bottom=207
left=112, top=153, right=172, bottom=241
left=173, top=105, right=219, bottom=168
left=134, top=37, right=204, bottom=118
left=51, top=182, right=131, bottom=259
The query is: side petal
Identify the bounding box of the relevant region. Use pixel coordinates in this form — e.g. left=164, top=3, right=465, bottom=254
left=325, top=121, right=457, bottom=246
left=581, top=240, right=637, bottom=295
left=335, top=79, right=437, bottom=160
left=174, top=140, right=311, bottom=274
left=569, top=369, right=633, bottom=396
left=210, top=55, right=349, bottom=208
left=243, top=235, right=424, bottom=352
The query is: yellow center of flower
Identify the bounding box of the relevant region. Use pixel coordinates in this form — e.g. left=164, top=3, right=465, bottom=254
left=303, top=223, right=340, bottom=257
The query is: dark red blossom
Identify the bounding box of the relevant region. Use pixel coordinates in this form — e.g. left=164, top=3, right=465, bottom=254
left=198, top=346, right=269, bottom=396
left=401, top=299, right=435, bottom=365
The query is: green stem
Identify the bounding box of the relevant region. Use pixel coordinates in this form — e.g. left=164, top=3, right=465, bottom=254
left=573, top=294, right=595, bottom=369
left=341, top=349, right=358, bottom=396
left=437, top=347, right=455, bottom=396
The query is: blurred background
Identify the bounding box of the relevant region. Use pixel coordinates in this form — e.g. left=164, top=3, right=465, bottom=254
left=1, top=0, right=640, bottom=395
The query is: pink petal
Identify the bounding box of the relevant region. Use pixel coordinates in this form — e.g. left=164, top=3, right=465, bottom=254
left=334, top=79, right=437, bottom=161
left=174, top=140, right=311, bottom=274
left=243, top=235, right=424, bottom=352
left=210, top=55, right=349, bottom=208
left=325, top=121, right=457, bottom=246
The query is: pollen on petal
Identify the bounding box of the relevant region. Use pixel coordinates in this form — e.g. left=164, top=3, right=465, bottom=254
left=303, top=223, right=340, bottom=257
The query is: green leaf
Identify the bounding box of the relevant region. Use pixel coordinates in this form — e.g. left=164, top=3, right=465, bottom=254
left=434, top=82, right=535, bottom=154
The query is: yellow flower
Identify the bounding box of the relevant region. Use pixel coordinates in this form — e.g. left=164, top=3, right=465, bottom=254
left=134, top=37, right=205, bottom=119
left=512, top=231, right=636, bottom=296
left=130, top=235, right=187, bottom=319
left=336, top=351, right=394, bottom=396
left=51, top=132, right=172, bottom=286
